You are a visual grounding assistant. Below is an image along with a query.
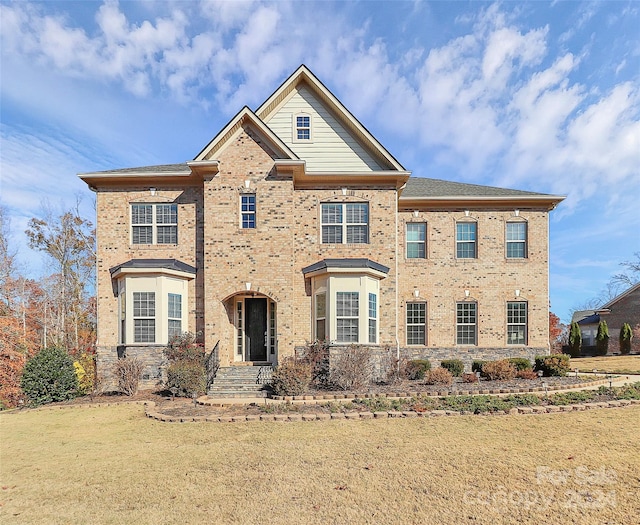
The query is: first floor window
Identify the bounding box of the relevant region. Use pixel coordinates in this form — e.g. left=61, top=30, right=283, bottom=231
left=168, top=293, right=182, bottom=339
left=241, top=194, right=256, bottom=229
left=321, top=203, right=369, bottom=244
left=336, top=292, right=359, bottom=343
left=131, top=203, right=177, bottom=245
left=406, top=222, right=426, bottom=258
left=456, top=302, right=477, bottom=345
left=507, top=302, right=527, bottom=344
left=315, top=293, right=326, bottom=341
left=506, top=222, right=527, bottom=258
left=133, top=292, right=155, bottom=343
left=406, top=302, right=426, bottom=345
left=368, top=293, right=377, bottom=344
left=456, top=222, right=477, bottom=258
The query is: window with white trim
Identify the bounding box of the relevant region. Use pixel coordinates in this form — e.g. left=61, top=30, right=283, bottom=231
left=507, top=302, right=527, bottom=345
left=456, top=221, right=477, bottom=258
left=336, top=292, right=359, bottom=343
left=368, top=293, right=377, bottom=344
left=241, top=194, right=256, bottom=229
left=133, top=292, right=155, bottom=343
left=407, top=222, right=426, bottom=258
left=506, top=222, right=527, bottom=258
left=406, top=302, right=426, bottom=345
left=168, top=293, right=182, bottom=340
left=321, top=203, right=369, bottom=244
left=131, top=203, right=177, bottom=245
left=295, top=114, right=311, bottom=141
left=456, top=302, right=477, bottom=345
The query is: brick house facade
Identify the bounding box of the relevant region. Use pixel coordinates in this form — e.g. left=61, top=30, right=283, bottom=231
left=80, top=65, right=564, bottom=389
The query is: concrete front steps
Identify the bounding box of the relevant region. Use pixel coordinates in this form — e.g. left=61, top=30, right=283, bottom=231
left=208, top=364, right=273, bottom=398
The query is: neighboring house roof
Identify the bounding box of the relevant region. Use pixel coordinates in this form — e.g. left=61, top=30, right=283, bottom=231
left=401, top=177, right=565, bottom=210
left=302, top=258, right=390, bottom=277
left=600, top=282, right=640, bottom=310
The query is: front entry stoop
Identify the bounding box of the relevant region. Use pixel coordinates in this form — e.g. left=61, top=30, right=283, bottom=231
left=208, top=365, right=273, bottom=398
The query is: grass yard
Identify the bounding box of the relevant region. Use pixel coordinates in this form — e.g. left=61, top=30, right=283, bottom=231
left=1, top=404, right=639, bottom=525
left=571, top=355, right=640, bottom=375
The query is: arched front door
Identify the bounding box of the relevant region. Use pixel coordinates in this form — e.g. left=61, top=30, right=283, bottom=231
left=233, top=295, right=277, bottom=363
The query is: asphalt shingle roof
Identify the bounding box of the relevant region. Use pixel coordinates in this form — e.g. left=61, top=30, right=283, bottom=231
left=402, top=177, right=553, bottom=198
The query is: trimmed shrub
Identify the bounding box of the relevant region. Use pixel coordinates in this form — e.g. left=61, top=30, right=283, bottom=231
left=596, top=320, right=609, bottom=356
left=425, top=367, right=453, bottom=386
left=165, top=331, right=205, bottom=363
left=167, top=361, right=206, bottom=397
left=113, top=357, right=144, bottom=396
left=515, top=369, right=538, bottom=380
left=568, top=321, right=582, bottom=358
left=462, top=372, right=478, bottom=384
left=270, top=358, right=311, bottom=396
left=620, top=323, right=632, bottom=355
left=507, top=357, right=533, bottom=371
left=440, top=359, right=464, bottom=377
left=21, top=347, right=78, bottom=406
left=481, top=360, right=517, bottom=381
left=534, top=354, right=570, bottom=377
left=472, top=360, right=487, bottom=376
left=404, top=359, right=431, bottom=380
left=329, top=345, right=373, bottom=391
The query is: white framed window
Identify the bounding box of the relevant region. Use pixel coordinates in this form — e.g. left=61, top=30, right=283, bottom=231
left=131, top=203, right=177, bottom=245
left=406, top=302, right=426, bottom=345
left=133, top=292, right=155, bottom=343
left=168, top=293, right=182, bottom=340
left=368, top=293, right=377, bottom=344
left=321, top=203, right=369, bottom=244
left=315, top=292, right=326, bottom=341
left=456, top=221, right=477, bottom=258
left=407, top=222, right=426, bottom=259
left=507, top=302, right=527, bottom=345
left=241, top=194, right=256, bottom=229
left=456, top=302, right=477, bottom=345
left=506, top=222, right=527, bottom=258
left=336, top=292, right=359, bottom=343
left=294, top=113, right=311, bottom=141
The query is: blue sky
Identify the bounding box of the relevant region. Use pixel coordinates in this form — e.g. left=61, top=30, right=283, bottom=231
left=1, top=0, right=638, bottom=323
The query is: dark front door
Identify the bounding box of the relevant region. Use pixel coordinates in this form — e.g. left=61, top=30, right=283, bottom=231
left=245, top=298, right=267, bottom=361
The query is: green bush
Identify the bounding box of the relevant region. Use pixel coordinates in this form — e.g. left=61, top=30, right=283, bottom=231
left=166, top=361, right=206, bottom=397
left=596, top=320, right=609, bottom=356
left=424, top=367, right=453, bottom=386
left=270, top=358, right=312, bottom=396
left=404, top=359, right=431, bottom=380
left=620, top=323, right=632, bottom=355
left=481, top=360, right=517, bottom=381
left=534, top=354, right=570, bottom=377
left=472, top=360, right=487, bottom=376
left=165, top=332, right=205, bottom=362
left=440, top=359, right=464, bottom=377
left=20, top=347, right=78, bottom=406
left=507, top=357, right=532, bottom=371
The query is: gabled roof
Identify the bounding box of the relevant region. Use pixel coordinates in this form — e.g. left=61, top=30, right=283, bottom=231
left=194, top=106, right=298, bottom=162
left=256, top=65, right=406, bottom=172
left=400, top=177, right=565, bottom=210
left=600, top=282, right=640, bottom=310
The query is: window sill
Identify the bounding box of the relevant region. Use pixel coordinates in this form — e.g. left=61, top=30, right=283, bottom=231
left=130, top=244, right=179, bottom=249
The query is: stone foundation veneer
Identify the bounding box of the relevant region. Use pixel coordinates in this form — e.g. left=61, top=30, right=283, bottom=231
left=97, top=345, right=168, bottom=392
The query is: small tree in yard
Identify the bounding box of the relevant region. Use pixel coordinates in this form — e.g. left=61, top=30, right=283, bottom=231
left=21, top=347, right=78, bottom=406
left=596, top=320, right=609, bottom=356
left=568, top=321, right=582, bottom=357
left=620, top=323, right=633, bottom=355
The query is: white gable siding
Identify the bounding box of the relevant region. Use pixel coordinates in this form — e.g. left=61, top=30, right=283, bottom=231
left=265, top=86, right=384, bottom=172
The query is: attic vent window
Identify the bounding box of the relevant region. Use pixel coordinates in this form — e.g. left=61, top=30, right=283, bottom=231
left=295, top=114, right=311, bottom=141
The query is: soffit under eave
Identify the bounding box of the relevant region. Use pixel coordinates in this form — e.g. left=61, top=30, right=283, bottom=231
left=78, top=172, right=201, bottom=190
left=398, top=196, right=565, bottom=211
left=255, top=66, right=406, bottom=172
left=194, top=107, right=298, bottom=162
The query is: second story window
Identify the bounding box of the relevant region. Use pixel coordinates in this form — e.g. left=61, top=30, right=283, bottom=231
left=295, top=114, right=311, bottom=141
left=132, top=203, right=177, bottom=245
left=321, top=203, right=369, bottom=244
left=456, top=221, right=477, bottom=258
left=407, top=222, right=426, bottom=258
left=241, top=194, right=256, bottom=229
left=506, top=222, right=527, bottom=258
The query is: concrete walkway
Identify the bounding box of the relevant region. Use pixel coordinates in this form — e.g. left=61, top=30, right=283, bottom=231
left=199, top=373, right=640, bottom=407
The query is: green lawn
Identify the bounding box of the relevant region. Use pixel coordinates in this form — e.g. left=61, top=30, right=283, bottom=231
left=1, top=403, right=638, bottom=524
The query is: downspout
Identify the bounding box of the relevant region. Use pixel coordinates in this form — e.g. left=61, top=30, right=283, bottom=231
left=395, top=187, right=401, bottom=370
